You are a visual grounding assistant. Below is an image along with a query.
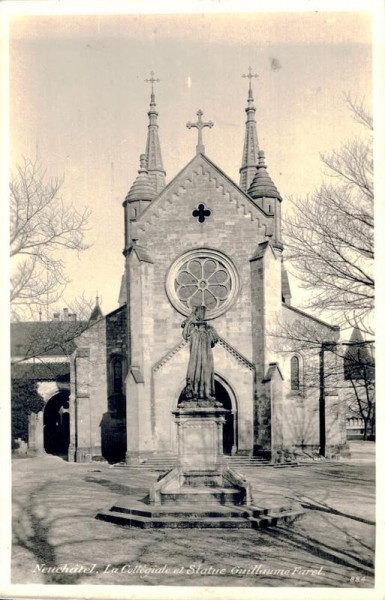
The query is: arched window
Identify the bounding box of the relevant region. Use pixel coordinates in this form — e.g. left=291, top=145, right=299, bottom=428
left=290, top=356, right=300, bottom=391
left=108, top=354, right=126, bottom=418
left=112, top=357, right=123, bottom=394
left=109, top=354, right=125, bottom=396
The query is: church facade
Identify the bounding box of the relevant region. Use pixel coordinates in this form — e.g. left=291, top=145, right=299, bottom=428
left=32, top=73, right=349, bottom=463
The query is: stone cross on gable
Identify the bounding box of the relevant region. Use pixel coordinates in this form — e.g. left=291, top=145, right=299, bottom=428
left=186, top=109, right=214, bottom=155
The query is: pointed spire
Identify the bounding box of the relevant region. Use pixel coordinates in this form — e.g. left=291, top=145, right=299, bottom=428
left=118, top=272, right=127, bottom=306
left=144, top=71, right=166, bottom=194
left=281, top=261, right=292, bottom=305
left=239, top=67, right=260, bottom=192
left=344, top=328, right=374, bottom=381
left=125, top=154, right=157, bottom=203
left=248, top=150, right=281, bottom=200
left=89, top=295, right=103, bottom=322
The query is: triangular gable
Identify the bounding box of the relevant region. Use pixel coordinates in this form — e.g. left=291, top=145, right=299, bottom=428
left=249, top=240, right=277, bottom=262
left=263, top=362, right=284, bottom=383
left=124, top=243, right=153, bottom=264
left=137, top=152, right=273, bottom=224
left=151, top=334, right=255, bottom=374
left=282, top=304, right=340, bottom=332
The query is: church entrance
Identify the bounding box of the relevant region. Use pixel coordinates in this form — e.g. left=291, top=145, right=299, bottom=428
left=43, top=391, right=70, bottom=459
left=214, top=380, right=236, bottom=455
left=177, top=378, right=236, bottom=455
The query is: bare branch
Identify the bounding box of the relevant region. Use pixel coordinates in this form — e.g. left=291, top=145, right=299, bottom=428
left=283, top=99, right=374, bottom=333
left=10, top=157, right=92, bottom=316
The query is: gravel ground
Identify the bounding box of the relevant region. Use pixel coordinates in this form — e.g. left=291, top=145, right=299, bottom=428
left=11, top=441, right=375, bottom=589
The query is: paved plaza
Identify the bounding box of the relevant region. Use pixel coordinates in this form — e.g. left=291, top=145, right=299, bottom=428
left=11, top=442, right=375, bottom=588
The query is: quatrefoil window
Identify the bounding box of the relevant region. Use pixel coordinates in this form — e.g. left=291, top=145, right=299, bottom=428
left=166, top=249, right=239, bottom=319
left=192, top=203, right=211, bottom=223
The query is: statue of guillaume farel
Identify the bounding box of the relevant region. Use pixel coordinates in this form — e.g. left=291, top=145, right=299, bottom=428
left=180, top=306, right=221, bottom=406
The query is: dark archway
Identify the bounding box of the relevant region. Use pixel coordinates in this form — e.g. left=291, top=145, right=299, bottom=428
left=43, top=391, right=70, bottom=459
left=214, top=380, right=236, bottom=455
left=177, top=378, right=236, bottom=455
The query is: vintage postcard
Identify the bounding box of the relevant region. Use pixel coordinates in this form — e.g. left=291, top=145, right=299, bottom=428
left=1, top=1, right=384, bottom=599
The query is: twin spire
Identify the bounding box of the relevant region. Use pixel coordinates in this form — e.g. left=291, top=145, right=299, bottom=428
left=143, top=71, right=166, bottom=194
left=239, top=67, right=281, bottom=204
left=239, top=67, right=260, bottom=192
left=127, top=68, right=279, bottom=206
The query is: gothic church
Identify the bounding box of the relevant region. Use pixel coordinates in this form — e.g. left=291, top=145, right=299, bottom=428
left=20, top=72, right=349, bottom=463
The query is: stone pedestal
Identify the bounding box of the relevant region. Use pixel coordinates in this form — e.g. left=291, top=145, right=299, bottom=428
left=97, top=401, right=304, bottom=528
left=174, top=404, right=226, bottom=472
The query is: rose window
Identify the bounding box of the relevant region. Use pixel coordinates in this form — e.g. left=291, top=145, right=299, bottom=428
left=166, top=249, right=239, bottom=319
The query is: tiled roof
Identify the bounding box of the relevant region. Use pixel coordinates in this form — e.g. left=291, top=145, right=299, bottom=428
left=89, top=301, right=103, bottom=321
left=248, top=150, right=281, bottom=200
left=125, top=154, right=157, bottom=203
left=10, top=321, right=88, bottom=358
left=344, top=328, right=375, bottom=381
left=11, top=362, right=70, bottom=381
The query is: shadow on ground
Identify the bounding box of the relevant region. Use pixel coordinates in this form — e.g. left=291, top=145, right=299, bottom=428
left=11, top=454, right=375, bottom=588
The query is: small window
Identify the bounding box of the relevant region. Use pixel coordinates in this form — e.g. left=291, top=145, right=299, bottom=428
left=290, top=356, right=300, bottom=391
left=112, top=357, right=123, bottom=394
left=109, top=354, right=126, bottom=418
left=110, top=355, right=125, bottom=395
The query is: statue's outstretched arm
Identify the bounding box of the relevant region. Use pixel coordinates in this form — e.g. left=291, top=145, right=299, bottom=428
left=210, top=326, right=219, bottom=347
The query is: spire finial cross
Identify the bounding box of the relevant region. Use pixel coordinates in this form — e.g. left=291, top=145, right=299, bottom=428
left=186, top=109, right=214, bottom=155
left=242, top=66, right=258, bottom=91
left=144, top=70, right=160, bottom=95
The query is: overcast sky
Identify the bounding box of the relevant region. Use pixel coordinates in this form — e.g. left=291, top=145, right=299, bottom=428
left=10, top=10, right=372, bottom=317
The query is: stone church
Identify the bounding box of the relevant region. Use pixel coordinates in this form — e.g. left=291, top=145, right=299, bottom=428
left=17, top=72, right=349, bottom=463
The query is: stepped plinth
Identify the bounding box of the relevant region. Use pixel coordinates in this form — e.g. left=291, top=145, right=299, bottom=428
left=96, top=402, right=303, bottom=528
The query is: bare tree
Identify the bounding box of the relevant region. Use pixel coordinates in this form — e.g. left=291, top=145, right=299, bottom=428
left=10, top=157, right=91, bottom=319
left=344, top=331, right=375, bottom=440
left=11, top=294, right=99, bottom=365
left=283, top=96, right=374, bottom=335
left=271, top=318, right=375, bottom=444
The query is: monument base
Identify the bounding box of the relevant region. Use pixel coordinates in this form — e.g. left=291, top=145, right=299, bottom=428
left=97, top=403, right=304, bottom=528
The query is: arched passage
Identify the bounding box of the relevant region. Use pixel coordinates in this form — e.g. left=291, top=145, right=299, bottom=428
left=43, top=390, right=70, bottom=459
left=177, top=376, right=237, bottom=455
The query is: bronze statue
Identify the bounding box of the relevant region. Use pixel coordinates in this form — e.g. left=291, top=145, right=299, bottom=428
left=180, top=306, right=219, bottom=404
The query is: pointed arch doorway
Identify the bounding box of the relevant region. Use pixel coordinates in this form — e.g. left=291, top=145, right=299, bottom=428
left=43, top=391, right=70, bottom=459
left=177, top=377, right=237, bottom=455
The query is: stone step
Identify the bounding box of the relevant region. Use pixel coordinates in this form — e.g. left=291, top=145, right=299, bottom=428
left=249, top=509, right=304, bottom=528
left=111, top=505, right=250, bottom=519
left=96, top=509, right=253, bottom=529
left=112, top=456, right=271, bottom=470
left=96, top=504, right=304, bottom=529
left=247, top=504, right=298, bottom=517
left=159, top=487, right=244, bottom=506
left=224, top=461, right=269, bottom=464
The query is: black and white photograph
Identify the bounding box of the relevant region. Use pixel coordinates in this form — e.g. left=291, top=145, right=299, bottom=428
left=2, top=1, right=383, bottom=599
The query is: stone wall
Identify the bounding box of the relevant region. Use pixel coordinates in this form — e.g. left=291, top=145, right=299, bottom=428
left=277, top=304, right=347, bottom=455
left=69, top=319, right=107, bottom=462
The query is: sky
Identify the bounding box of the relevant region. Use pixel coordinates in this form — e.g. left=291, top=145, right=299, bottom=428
left=9, top=10, right=372, bottom=318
